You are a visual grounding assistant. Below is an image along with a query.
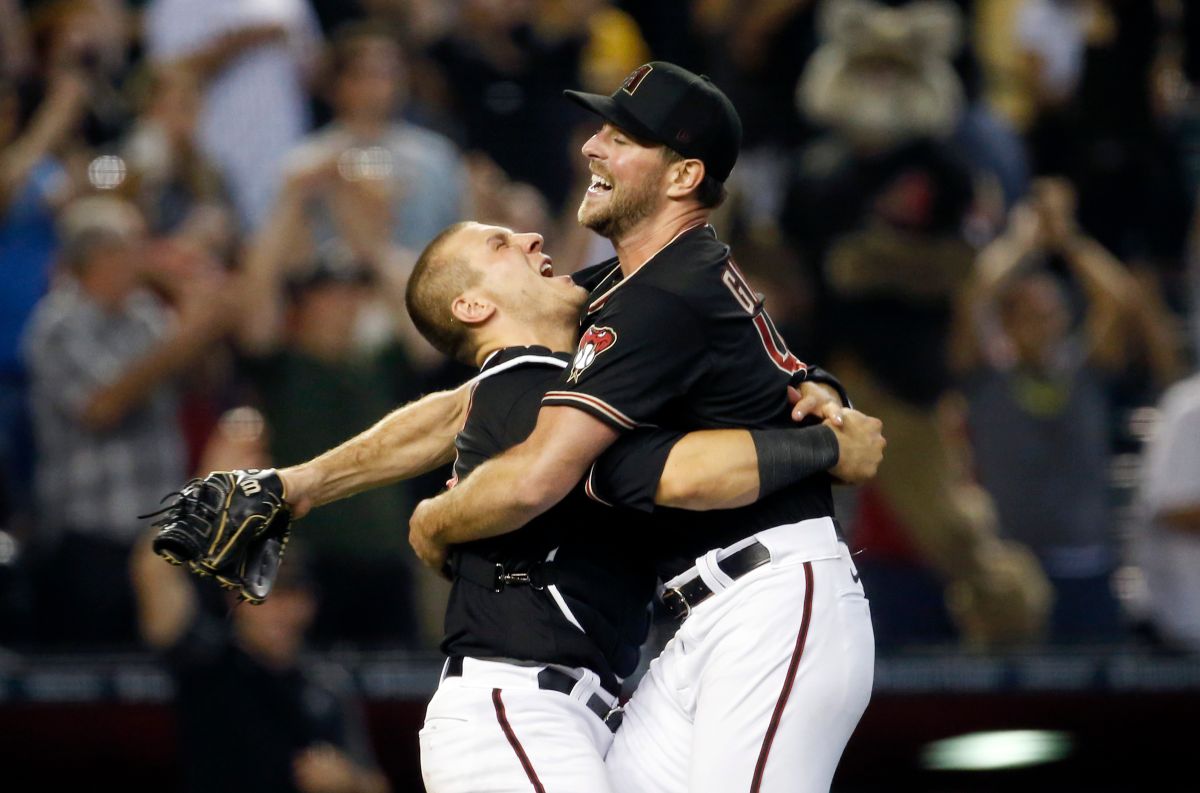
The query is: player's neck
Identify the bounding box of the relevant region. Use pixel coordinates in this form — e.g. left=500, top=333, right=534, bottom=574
left=613, top=204, right=710, bottom=277
left=473, top=319, right=578, bottom=366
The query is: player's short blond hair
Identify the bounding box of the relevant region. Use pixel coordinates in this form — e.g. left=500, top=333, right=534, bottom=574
left=405, top=222, right=482, bottom=364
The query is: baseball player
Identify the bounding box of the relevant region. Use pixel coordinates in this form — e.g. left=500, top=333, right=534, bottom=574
left=402, top=221, right=882, bottom=793
left=408, top=62, right=876, bottom=793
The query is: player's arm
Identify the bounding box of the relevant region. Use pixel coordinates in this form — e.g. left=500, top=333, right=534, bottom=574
left=409, top=405, right=619, bottom=568
left=656, top=410, right=884, bottom=509
left=637, top=376, right=870, bottom=509
left=279, top=383, right=471, bottom=517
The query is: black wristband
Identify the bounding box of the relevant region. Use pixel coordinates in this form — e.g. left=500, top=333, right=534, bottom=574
left=750, top=425, right=840, bottom=498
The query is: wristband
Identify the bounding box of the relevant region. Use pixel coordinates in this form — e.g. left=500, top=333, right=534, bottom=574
left=750, top=425, right=839, bottom=498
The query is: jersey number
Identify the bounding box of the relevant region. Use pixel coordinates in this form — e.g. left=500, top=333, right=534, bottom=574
left=722, top=260, right=807, bottom=376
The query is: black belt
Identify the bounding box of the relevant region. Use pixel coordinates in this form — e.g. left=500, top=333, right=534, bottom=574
left=660, top=540, right=772, bottom=620
left=444, top=656, right=623, bottom=732
left=453, top=554, right=558, bottom=593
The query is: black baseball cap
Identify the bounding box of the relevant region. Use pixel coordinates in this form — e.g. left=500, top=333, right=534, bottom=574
left=564, top=61, right=743, bottom=183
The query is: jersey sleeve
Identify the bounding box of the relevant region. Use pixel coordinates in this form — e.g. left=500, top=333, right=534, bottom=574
left=585, top=428, right=685, bottom=512
left=543, top=284, right=708, bottom=430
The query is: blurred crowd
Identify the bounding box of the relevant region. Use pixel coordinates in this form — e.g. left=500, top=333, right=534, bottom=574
left=1, top=0, right=1199, bottom=660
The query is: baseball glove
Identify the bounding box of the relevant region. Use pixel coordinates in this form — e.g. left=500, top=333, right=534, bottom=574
left=144, top=469, right=292, bottom=604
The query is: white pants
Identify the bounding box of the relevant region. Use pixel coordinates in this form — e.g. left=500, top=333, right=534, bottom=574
left=420, top=657, right=617, bottom=793
left=606, top=518, right=875, bottom=793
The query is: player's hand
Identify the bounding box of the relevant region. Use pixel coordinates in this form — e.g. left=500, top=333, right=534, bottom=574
left=409, top=500, right=449, bottom=573
left=827, top=410, right=885, bottom=484
left=788, top=382, right=844, bottom=427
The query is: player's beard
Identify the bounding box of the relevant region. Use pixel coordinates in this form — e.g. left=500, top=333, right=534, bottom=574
left=577, top=163, right=664, bottom=242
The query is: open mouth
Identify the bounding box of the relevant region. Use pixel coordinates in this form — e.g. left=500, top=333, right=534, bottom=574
left=588, top=173, right=613, bottom=194
left=539, top=260, right=554, bottom=277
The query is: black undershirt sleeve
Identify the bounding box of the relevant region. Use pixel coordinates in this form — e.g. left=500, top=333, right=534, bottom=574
left=586, top=429, right=685, bottom=512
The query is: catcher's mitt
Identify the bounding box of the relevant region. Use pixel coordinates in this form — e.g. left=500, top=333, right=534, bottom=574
left=145, top=469, right=292, bottom=604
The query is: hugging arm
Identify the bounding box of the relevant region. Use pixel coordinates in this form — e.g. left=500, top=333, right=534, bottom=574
left=595, top=409, right=884, bottom=513
left=278, top=383, right=471, bottom=517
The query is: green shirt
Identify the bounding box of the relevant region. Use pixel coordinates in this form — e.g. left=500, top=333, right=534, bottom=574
left=243, top=344, right=422, bottom=560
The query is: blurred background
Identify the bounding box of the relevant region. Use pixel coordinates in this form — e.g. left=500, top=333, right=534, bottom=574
left=1, top=0, right=1199, bottom=790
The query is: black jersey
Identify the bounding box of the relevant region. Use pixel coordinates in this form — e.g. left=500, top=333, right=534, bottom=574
left=441, top=346, right=662, bottom=691
left=548, top=224, right=836, bottom=579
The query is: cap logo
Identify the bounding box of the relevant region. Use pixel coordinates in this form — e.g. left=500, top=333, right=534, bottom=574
left=621, top=64, right=653, bottom=96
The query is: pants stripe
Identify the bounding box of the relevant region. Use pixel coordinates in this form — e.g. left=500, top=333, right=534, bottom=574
left=492, top=688, right=547, bottom=793
left=749, top=561, right=815, bottom=792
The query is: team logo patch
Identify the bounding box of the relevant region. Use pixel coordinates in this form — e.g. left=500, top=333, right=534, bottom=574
left=621, top=64, right=653, bottom=95
left=568, top=326, right=618, bottom=383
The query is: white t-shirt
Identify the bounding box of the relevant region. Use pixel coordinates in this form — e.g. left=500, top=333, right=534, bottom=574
left=145, top=0, right=321, bottom=229
left=1134, top=374, right=1200, bottom=651
left=1015, top=0, right=1090, bottom=100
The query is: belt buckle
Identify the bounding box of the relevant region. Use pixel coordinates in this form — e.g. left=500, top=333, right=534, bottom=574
left=660, top=586, right=690, bottom=620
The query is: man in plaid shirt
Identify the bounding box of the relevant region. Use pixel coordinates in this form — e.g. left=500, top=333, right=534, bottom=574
left=22, top=196, right=230, bottom=646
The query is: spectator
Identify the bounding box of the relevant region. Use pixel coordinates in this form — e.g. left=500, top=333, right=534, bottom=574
left=289, top=21, right=466, bottom=254
left=0, top=0, right=33, bottom=81
left=234, top=168, right=432, bottom=648
left=427, top=0, right=587, bottom=209
left=131, top=533, right=390, bottom=793
left=783, top=0, right=1053, bottom=649
left=28, top=0, right=136, bottom=148
left=1015, top=0, right=1091, bottom=117
left=22, top=195, right=232, bottom=647
left=0, top=66, right=86, bottom=538
left=954, top=177, right=1183, bottom=642
left=1133, top=372, right=1200, bottom=654
left=120, top=64, right=236, bottom=255
left=144, top=0, right=323, bottom=229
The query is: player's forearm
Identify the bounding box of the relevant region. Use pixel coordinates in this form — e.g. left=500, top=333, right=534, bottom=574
left=280, top=384, right=468, bottom=511
left=413, top=406, right=618, bottom=546
left=414, top=443, right=574, bottom=545
left=656, top=425, right=841, bottom=510
left=655, top=430, right=760, bottom=509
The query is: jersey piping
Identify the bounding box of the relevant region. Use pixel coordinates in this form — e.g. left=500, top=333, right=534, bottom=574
left=542, top=390, right=639, bottom=430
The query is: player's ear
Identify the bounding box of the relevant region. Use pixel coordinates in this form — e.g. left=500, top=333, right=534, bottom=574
left=450, top=291, right=496, bottom=326
left=665, top=158, right=705, bottom=200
